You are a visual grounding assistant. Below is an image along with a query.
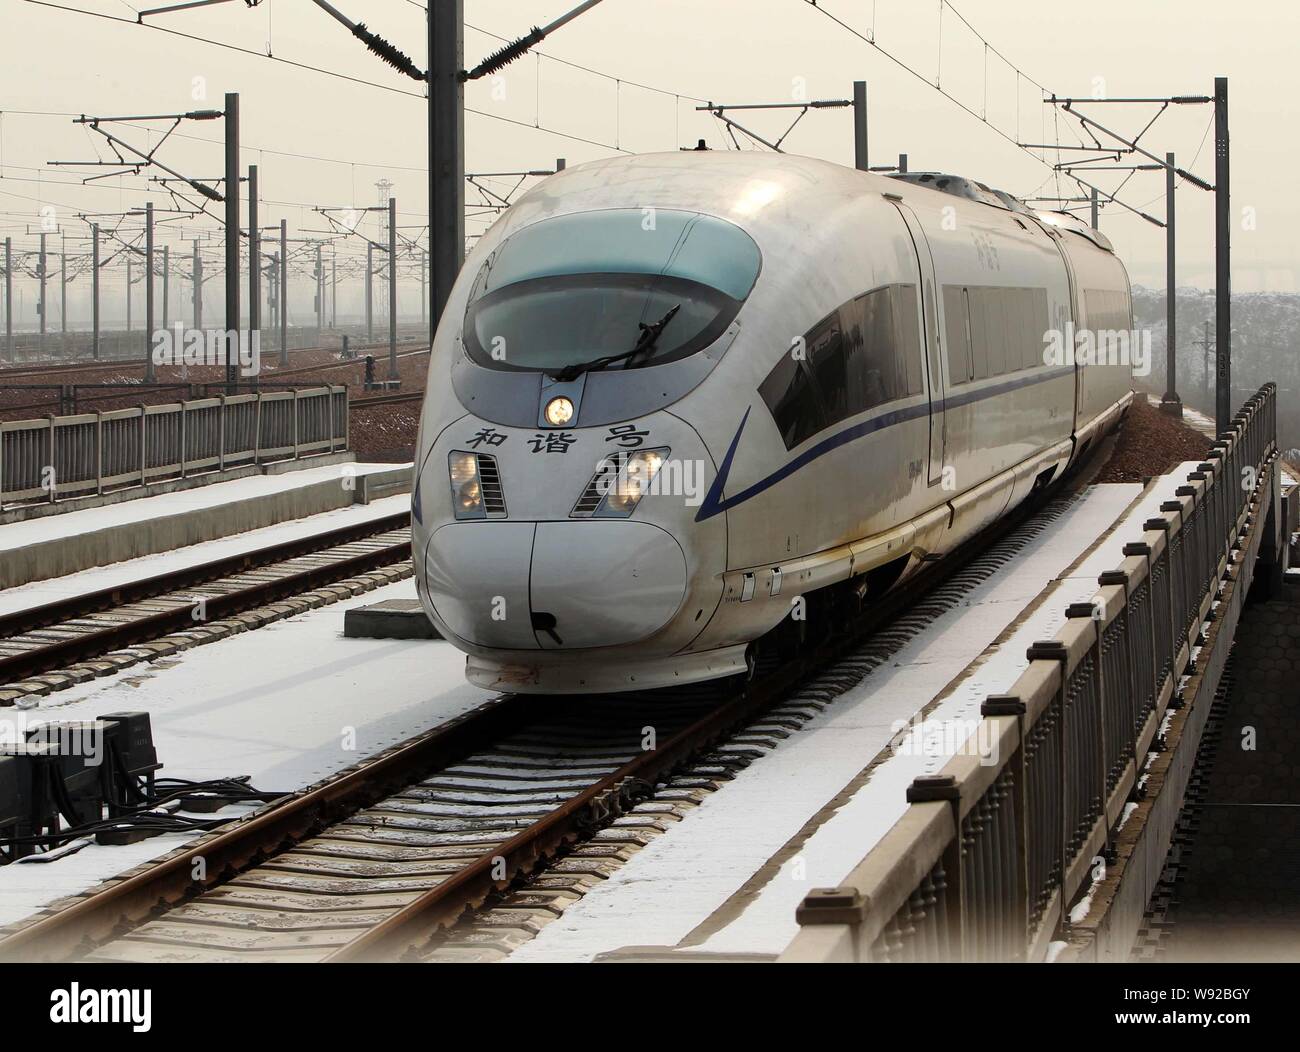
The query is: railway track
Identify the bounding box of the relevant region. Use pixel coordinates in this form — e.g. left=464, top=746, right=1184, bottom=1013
left=0, top=358, right=149, bottom=380
left=267, top=344, right=427, bottom=380
left=0, top=341, right=427, bottom=383
left=0, top=440, right=1114, bottom=963
left=351, top=390, right=424, bottom=410
left=0, top=512, right=411, bottom=690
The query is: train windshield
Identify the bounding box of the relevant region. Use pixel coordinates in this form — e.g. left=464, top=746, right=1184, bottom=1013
left=462, top=209, right=761, bottom=375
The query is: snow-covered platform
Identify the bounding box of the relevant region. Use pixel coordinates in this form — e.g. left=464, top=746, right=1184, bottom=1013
left=0, top=493, right=410, bottom=622
left=506, top=469, right=1206, bottom=963
left=0, top=460, right=412, bottom=589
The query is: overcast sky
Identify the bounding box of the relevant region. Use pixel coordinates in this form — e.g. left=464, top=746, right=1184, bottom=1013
left=2, top=0, right=1297, bottom=317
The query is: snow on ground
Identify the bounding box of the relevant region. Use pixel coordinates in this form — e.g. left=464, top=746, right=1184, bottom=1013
left=0, top=493, right=410, bottom=619
left=0, top=461, right=408, bottom=556
left=0, top=577, right=488, bottom=927
left=507, top=474, right=1206, bottom=962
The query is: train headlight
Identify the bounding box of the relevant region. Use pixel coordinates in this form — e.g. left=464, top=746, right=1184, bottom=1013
left=544, top=396, right=574, bottom=427
left=570, top=447, right=669, bottom=518
left=447, top=451, right=507, bottom=519
left=449, top=452, right=478, bottom=485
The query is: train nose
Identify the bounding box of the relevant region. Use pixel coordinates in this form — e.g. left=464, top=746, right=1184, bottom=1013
left=424, top=521, right=687, bottom=650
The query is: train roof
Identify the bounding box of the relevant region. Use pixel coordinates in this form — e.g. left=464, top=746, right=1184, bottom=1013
left=507, top=151, right=1116, bottom=255
left=885, top=170, right=1115, bottom=253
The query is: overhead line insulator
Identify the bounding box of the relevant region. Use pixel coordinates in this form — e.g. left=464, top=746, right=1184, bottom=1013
left=462, top=27, right=545, bottom=82
left=352, top=23, right=427, bottom=82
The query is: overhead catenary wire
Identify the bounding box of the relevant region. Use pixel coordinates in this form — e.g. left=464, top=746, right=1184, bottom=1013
left=799, top=0, right=1076, bottom=168
left=20, top=0, right=643, bottom=155
left=798, top=0, right=1213, bottom=227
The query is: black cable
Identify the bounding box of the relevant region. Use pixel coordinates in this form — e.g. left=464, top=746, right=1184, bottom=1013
left=2, top=776, right=290, bottom=854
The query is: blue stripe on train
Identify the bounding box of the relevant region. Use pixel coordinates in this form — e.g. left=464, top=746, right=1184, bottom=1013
left=693, top=365, right=1075, bottom=522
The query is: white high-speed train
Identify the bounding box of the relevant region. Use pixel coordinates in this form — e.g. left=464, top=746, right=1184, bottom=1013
left=412, top=151, right=1133, bottom=693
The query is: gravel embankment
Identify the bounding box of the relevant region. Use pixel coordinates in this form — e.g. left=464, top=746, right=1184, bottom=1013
left=1093, top=397, right=1212, bottom=483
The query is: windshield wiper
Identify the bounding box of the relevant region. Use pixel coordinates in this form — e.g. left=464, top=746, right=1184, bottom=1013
left=549, top=304, right=681, bottom=383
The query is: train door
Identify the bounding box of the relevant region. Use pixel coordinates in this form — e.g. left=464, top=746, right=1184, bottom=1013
left=1043, top=227, right=1082, bottom=430
left=889, top=199, right=946, bottom=485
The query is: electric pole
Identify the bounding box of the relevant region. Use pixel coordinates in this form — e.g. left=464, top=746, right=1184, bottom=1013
left=193, top=240, right=203, bottom=331
left=3, top=237, right=10, bottom=361
left=38, top=232, right=46, bottom=355
left=315, top=242, right=324, bottom=338
left=388, top=196, right=398, bottom=380
left=91, top=225, right=99, bottom=360
left=224, top=91, right=240, bottom=391
left=429, top=0, right=465, bottom=333
left=249, top=164, right=259, bottom=367
left=853, top=80, right=868, bottom=171
left=1213, top=76, right=1230, bottom=431
left=60, top=233, right=67, bottom=353
left=145, top=200, right=155, bottom=383
left=366, top=241, right=373, bottom=343
left=1160, top=151, right=1181, bottom=415
left=280, top=218, right=288, bottom=366
left=162, top=243, right=170, bottom=333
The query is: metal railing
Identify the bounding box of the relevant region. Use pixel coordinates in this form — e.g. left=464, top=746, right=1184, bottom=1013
left=0, top=385, right=349, bottom=505
left=786, top=383, right=1278, bottom=962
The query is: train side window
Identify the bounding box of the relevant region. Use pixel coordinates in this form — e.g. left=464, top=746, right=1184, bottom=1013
left=892, top=284, right=924, bottom=396
left=859, top=287, right=901, bottom=408
left=806, top=312, right=850, bottom=426
left=993, top=289, right=1013, bottom=374
left=969, top=288, right=991, bottom=381
left=1085, top=287, right=1129, bottom=334
left=760, top=282, right=928, bottom=450
left=759, top=349, right=825, bottom=450
left=838, top=297, right=870, bottom=417
left=1008, top=287, right=1032, bottom=371
left=942, top=285, right=973, bottom=385
left=1029, top=287, right=1050, bottom=368
left=1003, top=289, right=1021, bottom=372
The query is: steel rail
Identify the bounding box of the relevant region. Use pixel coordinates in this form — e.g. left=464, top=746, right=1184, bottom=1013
left=0, top=517, right=411, bottom=683
left=0, top=512, right=409, bottom=640
left=327, top=661, right=811, bottom=962
left=264, top=343, right=427, bottom=380
left=0, top=695, right=535, bottom=962
left=350, top=390, right=424, bottom=410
